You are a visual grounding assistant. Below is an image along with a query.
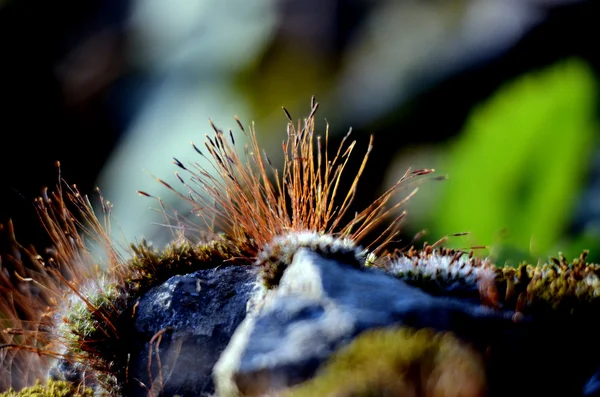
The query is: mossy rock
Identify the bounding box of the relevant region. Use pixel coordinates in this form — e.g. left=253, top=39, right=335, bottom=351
left=50, top=237, right=243, bottom=393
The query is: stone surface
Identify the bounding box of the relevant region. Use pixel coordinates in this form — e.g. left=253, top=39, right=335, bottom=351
left=128, top=265, right=258, bottom=397
left=213, top=248, right=516, bottom=396
left=585, top=369, right=600, bottom=397
left=214, top=248, right=600, bottom=397
left=48, top=246, right=600, bottom=397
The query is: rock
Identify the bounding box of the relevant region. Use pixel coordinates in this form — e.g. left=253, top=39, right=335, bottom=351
left=47, top=246, right=600, bottom=397
left=213, top=248, right=518, bottom=397
left=584, top=369, right=600, bottom=397
left=128, top=265, right=258, bottom=397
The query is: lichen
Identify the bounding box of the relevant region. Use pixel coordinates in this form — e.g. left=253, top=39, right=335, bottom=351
left=284, top=327, right=486, bottom=397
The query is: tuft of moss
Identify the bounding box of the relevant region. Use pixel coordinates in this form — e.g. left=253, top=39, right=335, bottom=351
left=0, top=379, right=94, bottom=397
left=124, top=236, right=243, bottom=296
left=386, top=245, right=496, bottom=302
left=285, top=327, right=486, bottom=397
left=256, top=231, right=365, bottom=288
left=494, top=250, right=600, bottom=315
left=388, top=246, right=600, bottom=316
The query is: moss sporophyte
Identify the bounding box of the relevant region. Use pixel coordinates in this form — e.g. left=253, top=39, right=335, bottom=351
left=0, top=98, right=598, bottom=396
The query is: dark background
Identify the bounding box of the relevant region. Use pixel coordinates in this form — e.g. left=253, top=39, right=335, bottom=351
left=1, top=0, right=599, bottom=263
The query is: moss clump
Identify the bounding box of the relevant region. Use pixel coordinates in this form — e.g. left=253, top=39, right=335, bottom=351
left=285, top=327, right=486, bottom=397
left=494, top=250, right=600, bottom=315
left=0, top=380, right=94, bottom=397
left=386, top=246, right=492, bottom=302
left=125, top=236, right=242, bottom=297
left=388, top=246, right=600, bottom=316
left=256, top=232, right=365, bottom=288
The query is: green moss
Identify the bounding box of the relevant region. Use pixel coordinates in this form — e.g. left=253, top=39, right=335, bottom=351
left=495, top=250, right=600, bottom=315
left=285, top=327, right=486, bottom=397
left=125, top=237, right=242, bottom=296
left=0, top=380, right=94, bottom=397
left=389, top=246, right=600, bottom=316
left=426, top=58, right=597, bottom=263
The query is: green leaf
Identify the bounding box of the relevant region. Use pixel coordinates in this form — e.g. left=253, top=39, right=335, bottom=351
left=430, top=59, right=598, bottom=263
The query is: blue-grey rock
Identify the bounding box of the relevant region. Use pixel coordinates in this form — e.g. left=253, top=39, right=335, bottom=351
left=214, top=248, right=600, bottom=397
left=128, top=265, right=258, bottom=397
left=585, top=370, right=600, bottom=397
left=213, top=248, right=519, bottom=397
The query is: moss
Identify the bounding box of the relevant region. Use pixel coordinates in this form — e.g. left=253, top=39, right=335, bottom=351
left=0, top=380, right=94, bottom=397
left=387, top=245, right=495, bottom=302
left=125, top=236, right=243, bottom=297
left=0, top=99, right=472, bottom=394
left=256, top=231, right=365, bottom=288
left=495, top=250, right=600, bottom=315
left=285, top=327, right=486, bottom=397
left=388, top=246, right=600, bottom=316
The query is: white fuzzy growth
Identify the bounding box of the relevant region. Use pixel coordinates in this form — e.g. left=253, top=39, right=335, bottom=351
left=583, top=273, right=600, bottom=297
left=583, top=273, right=600, bottom=289
left=256, top=231, right=365, bottom=266
left=388, top=252, right=496, bottom=286
left=246, top=279, right=269, bottom=314
left=52, top=274, right=121, bottom=342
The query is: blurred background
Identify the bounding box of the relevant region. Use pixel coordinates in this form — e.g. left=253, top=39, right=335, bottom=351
left=1, top=0, right=599, bottom=266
